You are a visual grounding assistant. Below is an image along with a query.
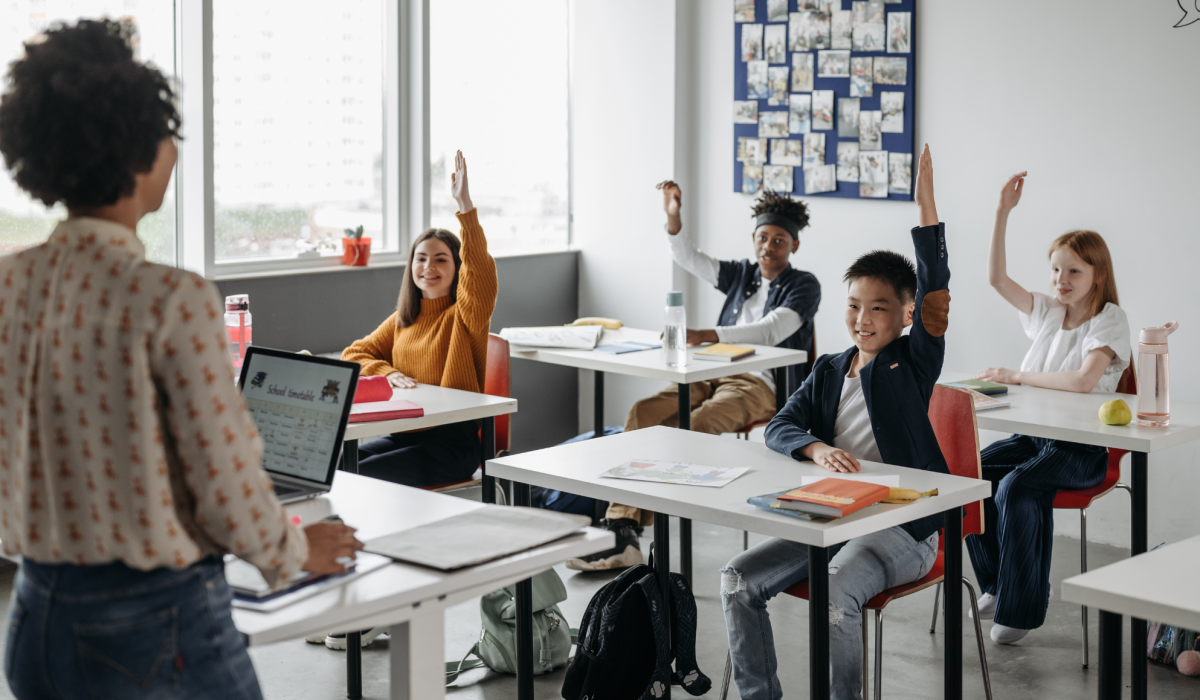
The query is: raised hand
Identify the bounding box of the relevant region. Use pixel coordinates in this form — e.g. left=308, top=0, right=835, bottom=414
left=914, top=143, right=937, bottom=227
left=656, top=180, right=682, bottom=234
left=451, top=150, right=473, bottom=213
left=997, top=171, right=1027, bottom=214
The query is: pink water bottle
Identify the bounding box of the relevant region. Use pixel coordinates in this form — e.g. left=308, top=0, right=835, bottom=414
left=1136, top=321, right=1177, bottom=427
left=224, top=294, right=253, bottom=369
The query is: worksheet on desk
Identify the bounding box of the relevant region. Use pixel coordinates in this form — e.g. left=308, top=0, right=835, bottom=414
left=601, top=459, right=751, bottom=488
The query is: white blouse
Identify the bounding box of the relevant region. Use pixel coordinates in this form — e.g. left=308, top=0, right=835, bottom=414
left=1018, top=292, right=1132, bottom=394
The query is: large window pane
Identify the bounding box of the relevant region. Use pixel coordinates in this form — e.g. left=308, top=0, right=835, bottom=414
left=0, top=1, right=176, bottom=264
left=430, top=0, right=568, bottom=253
left=212, top=0, right=386, bottom=263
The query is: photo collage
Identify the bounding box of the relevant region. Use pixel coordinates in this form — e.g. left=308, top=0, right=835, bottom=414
left=734, top=0, right=915, bottom=200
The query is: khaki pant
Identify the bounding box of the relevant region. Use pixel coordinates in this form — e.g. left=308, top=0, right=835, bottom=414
left=605, top=373, right=776, bottom=526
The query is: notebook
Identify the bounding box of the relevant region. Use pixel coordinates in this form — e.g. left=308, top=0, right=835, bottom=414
left=961, top=388, right=1010, bottom=412
left=938, top=379, right=1008, bottom=396
left=774, top=478, right=890, bottom=518
left=226, top=552, right=392, bottom=612
left=348, top=399, right=423, bottom=422
left=595, top=341, right=662, bottom=354
left=693, top=343, right=756, bottom=362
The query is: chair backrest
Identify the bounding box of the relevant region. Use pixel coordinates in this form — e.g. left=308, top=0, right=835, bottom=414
left=485, top=333, right=512, bottom=455
left=928, top=385, right=984, bottom=538
left=1116, top=358, right=1136, bottom=395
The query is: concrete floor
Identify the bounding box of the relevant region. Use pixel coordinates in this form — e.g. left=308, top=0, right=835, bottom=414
left=0, top=492, right=1195, bottom=699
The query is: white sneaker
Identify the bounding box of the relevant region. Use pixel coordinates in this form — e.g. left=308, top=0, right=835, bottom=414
left=305, top=632, right=329, bottom=644
left=990, top=623, right=1030, bottom=645
left=970, top=593, right=997, bottom=621
left=565, top=545, right=644, bottom=571
left=324, top=627, right=389, bottom=650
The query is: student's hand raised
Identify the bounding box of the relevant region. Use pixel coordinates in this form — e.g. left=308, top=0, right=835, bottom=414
left=807, top=442, right=862, bottom=474
left=997, top=171, right=1027, bottom=214
left=656, top=180, right=682, bottom=234
left=914, top=144, right=937, bottom=228
left=451, top=150, right=473, bottom=214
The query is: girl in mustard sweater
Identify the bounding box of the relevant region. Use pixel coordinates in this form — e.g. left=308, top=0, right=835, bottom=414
left=342, top=151, right=498, bottom=486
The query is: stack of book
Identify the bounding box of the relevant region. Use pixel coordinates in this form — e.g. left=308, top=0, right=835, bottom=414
left=747, top=478, right=890, bottom=519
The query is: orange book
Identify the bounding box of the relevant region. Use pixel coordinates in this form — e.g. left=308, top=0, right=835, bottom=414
left=775, top=478, right=890, bottom=518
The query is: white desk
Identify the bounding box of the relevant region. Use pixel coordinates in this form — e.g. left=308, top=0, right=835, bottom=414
left=1061, top=536, right=1200, bottom=700
left=488, top=427, right=991, bottom=700
left=511, top=327, right=808, bottom=581
left=234, top=472, right=613, bottom=700
left=942, top=371, right=1200, bottom=700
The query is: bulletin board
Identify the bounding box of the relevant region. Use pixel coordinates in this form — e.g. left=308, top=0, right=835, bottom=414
left=732, top=0, right=916, bottom=201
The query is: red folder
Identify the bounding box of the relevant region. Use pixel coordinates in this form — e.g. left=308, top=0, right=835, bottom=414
left=353, top=376, right=394, bottom=404
left=348, top=399, right=424, bottom=423
left=775, top=478, right=890, bottom=518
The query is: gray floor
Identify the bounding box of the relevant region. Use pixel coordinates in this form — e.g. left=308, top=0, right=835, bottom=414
left=0, top=493, right=1194, bottom=699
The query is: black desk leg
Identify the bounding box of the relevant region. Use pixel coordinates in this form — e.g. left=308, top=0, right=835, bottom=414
left=654, top=512, right=673, bottom=699
left=594, top=370, right=605, bottom=438
left=1098, top=609, right=1123, bottom=700
left=676, top=382, right=693, bottom=584
left=944, top=509, right=963, bottom=700
left=809, top=544, right=830, bottom=700
left=481, top=416, right=496, bottom=504
left=341, top=439, right=359, bottom=474
left=346, top=630, right=362, bottom=700
left=1131, top=451, right=1148, bottom=700
left=513, top=482, right=534, bottom=700
left=775, top=366, right=787, bottom=412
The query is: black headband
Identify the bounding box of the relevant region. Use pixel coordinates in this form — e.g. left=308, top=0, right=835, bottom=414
left=754, top=212, right=802, bottom=239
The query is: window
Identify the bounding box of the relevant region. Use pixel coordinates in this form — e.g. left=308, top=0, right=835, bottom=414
left=0, top=1, right=176, bottom=265
left=428, top=0, right=569, bottom=254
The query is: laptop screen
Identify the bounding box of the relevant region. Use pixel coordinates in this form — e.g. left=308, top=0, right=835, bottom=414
left=238, top=348, right=360, bottom=485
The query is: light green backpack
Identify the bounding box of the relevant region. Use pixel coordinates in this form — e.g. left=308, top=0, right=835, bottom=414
left=445, top=568, right=577, bottom=684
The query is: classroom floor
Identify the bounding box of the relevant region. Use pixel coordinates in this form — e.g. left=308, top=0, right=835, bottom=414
left=0, top=491, right=1194, bottom=700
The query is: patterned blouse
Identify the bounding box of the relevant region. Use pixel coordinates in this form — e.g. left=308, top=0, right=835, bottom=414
left=0, top=218, right=307, bottom=583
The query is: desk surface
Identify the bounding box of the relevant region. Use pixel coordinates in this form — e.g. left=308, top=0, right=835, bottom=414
left=343, top=384, right=517, bottom=442
left=941, top=372, right=1200, bottom=453
left=510, top=327, right=807, bottom=384
left=1061, top=535, right=1200, bottom=632
left=487, top=426, right=990, bottom=548
left=232, top=472, right=612, bottom=646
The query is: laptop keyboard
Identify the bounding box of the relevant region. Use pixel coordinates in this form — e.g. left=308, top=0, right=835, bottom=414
left=273, top=483, right=303, bottom=498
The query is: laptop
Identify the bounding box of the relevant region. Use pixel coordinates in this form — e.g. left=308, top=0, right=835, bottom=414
left=237, top=347, right=360, bottom=504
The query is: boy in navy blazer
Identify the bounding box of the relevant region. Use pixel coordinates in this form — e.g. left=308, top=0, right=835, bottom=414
left=721, top=146, right=950, bottom=700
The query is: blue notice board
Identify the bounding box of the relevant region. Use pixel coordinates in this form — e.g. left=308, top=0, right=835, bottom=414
left=733, top=0, right=916, bottom=201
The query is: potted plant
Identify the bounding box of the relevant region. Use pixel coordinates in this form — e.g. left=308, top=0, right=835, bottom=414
left=341, top=225, right=371, bottom=266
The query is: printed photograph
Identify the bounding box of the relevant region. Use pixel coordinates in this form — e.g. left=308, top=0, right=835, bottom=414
left=817, top=49, right=851, bottom=78
left=788, top=12, right=808, bottom=51
left=858, top=149, right=889, bottom=198
left=737, top=136, right=767, bottom=164
left=734, top=100, right=759, bottom=124
left=735, top=0, right=756, bottom=23
left=831, top=10, right=853, bottom=49
left=758, top=110, right=789, bottom=138
left=850, top=56, right=874, bottom=98
left=852, top=1, right=885, bottom=51
left=802, top=132, right=826, bottom=169
left=880, top=91, right=904, bottom=132
left=789, top=93, right=812, bottom=134
left=837, top=141, right=860, bottom=182
left=873, top=56, right=908, bottom=85
left=764, top=164, right=794, bottom=193
left=765, top=24, right=788, bottom=64
left=838, top=97, right=861, bottom=138
left=768, top=0, right=789, bottom=23
left=806, top=10, right=831, bottom=50
left=858, top=109, right=882, bottom=150
left=771, top=139, right=804, bottom=166
left=747, top=60, right=768, bottom=99
left=852, top=0, right=885, bottom=24
left=889, top=152, right=912, bottom=195
left=742, top=23, right=763, bottom=61
left=791, top=52, right=815, bottom=92
left=742, top=164, right=763, bottom=194
left=811, top=90, right=835, bottom=131
left=887, top=11, right=911, bottom=54
left=804, top=164, right=838, bottom=194
left=767, top=66, right=789, bottom=106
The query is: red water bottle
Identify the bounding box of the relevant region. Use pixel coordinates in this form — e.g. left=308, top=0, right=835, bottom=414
left=224, top=294, right=252, bottom=369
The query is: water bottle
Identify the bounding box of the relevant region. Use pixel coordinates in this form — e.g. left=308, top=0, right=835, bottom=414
left=664, top=291, right=687, bottom=368
left=1136, top=321, right=1177, bottom=427
left=224, top=294, right=253, bottom=370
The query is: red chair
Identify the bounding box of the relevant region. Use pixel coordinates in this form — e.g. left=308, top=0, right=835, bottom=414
left=1050, top=362, right=1135, bottom=668
left=734, top=328, right=816, bottom=440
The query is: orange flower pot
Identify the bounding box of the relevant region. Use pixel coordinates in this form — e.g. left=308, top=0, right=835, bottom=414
left=342, top=237, right=372, bottom=266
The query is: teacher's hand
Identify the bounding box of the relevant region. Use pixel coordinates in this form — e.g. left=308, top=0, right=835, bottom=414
left=302, top=522, right=364, bottom=575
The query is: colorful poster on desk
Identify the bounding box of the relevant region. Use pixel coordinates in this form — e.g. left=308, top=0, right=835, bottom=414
left=601, top=459, right=750, bottom=488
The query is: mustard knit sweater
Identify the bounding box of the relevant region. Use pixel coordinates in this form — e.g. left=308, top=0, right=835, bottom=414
left=342, top=209, right=497, bottom=393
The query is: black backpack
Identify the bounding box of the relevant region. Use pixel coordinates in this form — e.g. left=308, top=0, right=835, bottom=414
left=562, top=564, right=711, bottom=700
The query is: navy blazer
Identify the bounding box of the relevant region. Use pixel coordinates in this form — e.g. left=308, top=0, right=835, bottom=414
left=764, top=223, right=950, bottom=542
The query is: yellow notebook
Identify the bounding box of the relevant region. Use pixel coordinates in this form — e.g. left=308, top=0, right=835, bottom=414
left=693, top=343, right=756, bottom=362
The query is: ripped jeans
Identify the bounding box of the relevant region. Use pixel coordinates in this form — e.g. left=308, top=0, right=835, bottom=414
left=721, top=526, right=939, bottom=700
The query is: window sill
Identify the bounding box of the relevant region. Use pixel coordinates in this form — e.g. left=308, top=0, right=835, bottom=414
left=207, top=246, right=574, bottom=281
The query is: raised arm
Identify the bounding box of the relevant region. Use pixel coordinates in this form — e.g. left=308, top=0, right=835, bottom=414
left=906, top=145, right=951, bottom=382
left=658, top=180, right=720, bottom=286
left=451, top=151, right=498, bottom=333
left=989, top=172, right=1034, bottom=315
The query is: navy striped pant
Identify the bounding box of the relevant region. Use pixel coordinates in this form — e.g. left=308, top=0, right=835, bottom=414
left=965, top=434, right=1106, bottom=629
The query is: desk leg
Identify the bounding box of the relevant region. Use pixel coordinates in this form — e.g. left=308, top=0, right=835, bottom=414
left=594, top=370, right=605, bottom=438
left=654, top=511, right=673, bottom=700
left=347, top=631, right=362, bottom=700
left=1098, top=609, right=1123, bottom=700
left=944, top=509, right=963, bottom=700
left=513, top=482, right=535, bottom=700
left=676, top=382, right=693, bottom=585
left=389, top=608, right=445, bottom=700
left=775, top=367, right=787, bottom=412
left=481, top=417, right=496, bottom=504
left=1131, top=451, right=1148, bottom=700
left=342, top=439, right=359, bottom=474
left=809, top=544, right=830, bottom=700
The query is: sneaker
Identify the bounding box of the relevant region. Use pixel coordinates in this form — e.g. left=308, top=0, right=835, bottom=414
left=305, top=632, right=330, bottom=644
left=324, top=627, right=388, bottom=651
left=970, top=593, right=997, bottom=621
left=990, top=623, right=1030, bottom=645
left=565, top=518, right=643, bottom=571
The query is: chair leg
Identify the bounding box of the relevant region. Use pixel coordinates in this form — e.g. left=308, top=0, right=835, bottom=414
left=1081, top=508, right=1089, bottom=669
left=720, top=651, right=733, bottom=700
left=963, top=577, right=994, bottom=700
left=742, top=530, right=749, bottom=551
left=862, top=611, right=870, bottom=698
left=929, top=582, right=941, bottom=633
left=873, top=610, right=883, bottom=700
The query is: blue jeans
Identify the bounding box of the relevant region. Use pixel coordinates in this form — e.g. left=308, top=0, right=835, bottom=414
left=722, top=526, right=939, bottom=700
left=5, top=557, right=263, bottom=700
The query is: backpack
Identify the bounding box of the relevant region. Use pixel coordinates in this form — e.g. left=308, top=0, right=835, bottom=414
left=562, top=564, right=711, bottom=700
left=445, top=568, right=574, bottom=684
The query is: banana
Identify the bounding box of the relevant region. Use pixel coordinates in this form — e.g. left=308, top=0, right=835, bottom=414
left=881, top=487, right=938, bottom=504
left=568, top=317, right=623, bottom=330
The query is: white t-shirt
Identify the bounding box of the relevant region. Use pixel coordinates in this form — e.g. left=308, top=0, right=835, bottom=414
left=1019, top=291, right=1132, bottom=394
left=832, top=371, right=883, bottom=463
